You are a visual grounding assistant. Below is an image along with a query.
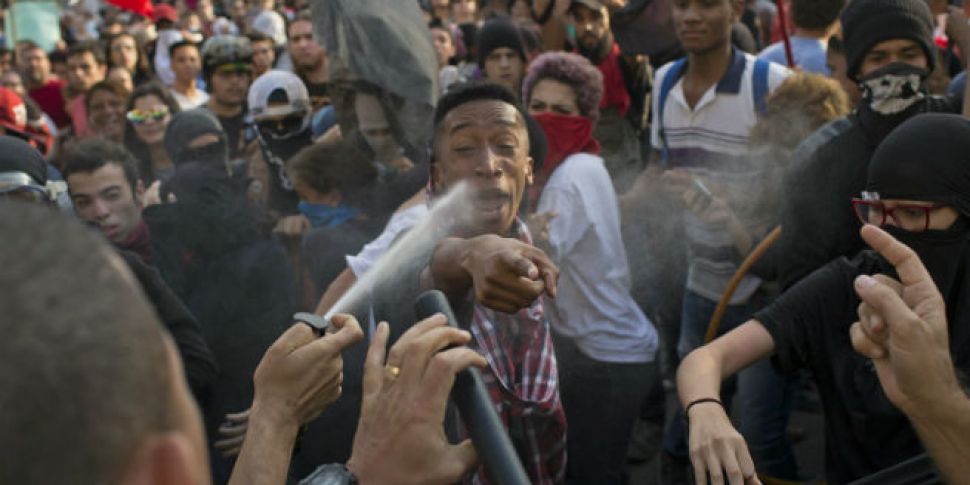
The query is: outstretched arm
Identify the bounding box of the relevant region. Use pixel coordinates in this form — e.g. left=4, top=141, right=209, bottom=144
left=677, top=321, right=775, bottom=485
left=426, top=235, right=558, bottom=314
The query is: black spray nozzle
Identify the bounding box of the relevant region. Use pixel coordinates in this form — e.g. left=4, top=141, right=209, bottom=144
left=413, top=290, right=530, bottom=485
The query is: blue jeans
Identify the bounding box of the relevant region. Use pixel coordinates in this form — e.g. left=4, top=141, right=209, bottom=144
left=664, top=290, right=799, bottom=480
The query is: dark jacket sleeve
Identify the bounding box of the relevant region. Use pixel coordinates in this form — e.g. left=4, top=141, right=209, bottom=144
left=769, top=118, right=867, bottom=290
left=119, top=250, right=219, bottom=402
left=620, top=54, right=653, bottom=130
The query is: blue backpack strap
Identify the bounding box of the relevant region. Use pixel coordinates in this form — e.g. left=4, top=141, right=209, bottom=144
left=658, top=58, right=687, bottom=168
left=752, top=58, right=770, bottom=114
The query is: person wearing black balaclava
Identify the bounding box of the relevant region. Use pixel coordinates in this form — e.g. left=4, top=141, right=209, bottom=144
left=143, top=160, right=297, bottom=485
left=164, top=108, right=232, bottom=174
left=764, top=0, right=970, bottom=290
left=678, top=112, right=970, bottom=485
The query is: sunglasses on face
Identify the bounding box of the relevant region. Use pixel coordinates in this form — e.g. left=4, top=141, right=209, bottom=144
left=256, top=115, right=305, bottom=138
left=127, top=106, right=169, bottom=125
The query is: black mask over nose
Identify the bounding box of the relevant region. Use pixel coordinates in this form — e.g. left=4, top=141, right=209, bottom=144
left=865, top=113, right=970, bottom=367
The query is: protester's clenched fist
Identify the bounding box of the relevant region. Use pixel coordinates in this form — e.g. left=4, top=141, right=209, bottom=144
left=252, top=314, right=364, bottom=427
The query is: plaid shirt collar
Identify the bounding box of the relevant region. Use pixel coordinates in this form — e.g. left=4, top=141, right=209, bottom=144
left=464, top=219, right=567, bottom=484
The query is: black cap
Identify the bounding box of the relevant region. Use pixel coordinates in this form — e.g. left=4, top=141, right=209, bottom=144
left=841, top=0, right=935, bottom=82
left=476, top=18, right=527, bottom=68
left=0, top=135, right=46, bottom=191
left=867, top=113, right=970, bottom=216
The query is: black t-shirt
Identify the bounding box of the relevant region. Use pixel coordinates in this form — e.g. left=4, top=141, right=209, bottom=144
left=218, top=110, right=247, bottom=160
left=202, top=104, right=249, bottom=160
left=754, top=251, right=925, bottom=484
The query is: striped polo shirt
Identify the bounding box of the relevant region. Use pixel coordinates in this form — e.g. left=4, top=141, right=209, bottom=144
left=650, top=48, right=790, bottom=304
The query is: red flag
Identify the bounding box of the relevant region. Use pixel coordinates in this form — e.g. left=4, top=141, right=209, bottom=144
left=106, top=0, right=154, bottom=18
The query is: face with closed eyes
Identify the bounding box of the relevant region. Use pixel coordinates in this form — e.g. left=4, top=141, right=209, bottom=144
left=433, top=99, right=533, bottom=236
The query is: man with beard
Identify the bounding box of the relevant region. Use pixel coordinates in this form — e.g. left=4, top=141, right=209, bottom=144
left=287, top=12, right=330, bottom=112
left=20, top=41, right=69, bottom=128
left=200, top=35, right=253, bottom=160
left=567, top=0, right=651, bottom=191
left=770, top=0, right=970, bottom=290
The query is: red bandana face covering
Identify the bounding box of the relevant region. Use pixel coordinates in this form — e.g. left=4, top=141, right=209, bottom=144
left=529, top=111, right=601, bottom=209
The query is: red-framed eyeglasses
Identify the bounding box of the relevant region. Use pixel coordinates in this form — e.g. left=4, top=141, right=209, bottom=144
left=851, top=198, right=945, bottom=233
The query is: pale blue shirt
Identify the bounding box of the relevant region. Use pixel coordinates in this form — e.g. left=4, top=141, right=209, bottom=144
left=759, top=36, right=830, bottom=75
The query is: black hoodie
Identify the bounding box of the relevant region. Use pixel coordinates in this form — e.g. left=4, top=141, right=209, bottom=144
left=751, top=113, right=970, bottom=484
left=762, top=95, right=960, bottom=289
left=143, top=162, right=297, bottom=484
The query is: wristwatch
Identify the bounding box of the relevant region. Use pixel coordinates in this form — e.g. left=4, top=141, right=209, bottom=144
left=298, top=463, right=358, bottom=485
left=293, top=312, right=331, bottom=334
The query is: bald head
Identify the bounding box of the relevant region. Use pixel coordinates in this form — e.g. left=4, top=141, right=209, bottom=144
left=0, top=201, right=174, bottom=484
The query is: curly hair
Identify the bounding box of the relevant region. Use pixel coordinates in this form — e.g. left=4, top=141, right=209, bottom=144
left=749, top=72, right=851, bottom=151
left=521, top=52, right=604, bottom=123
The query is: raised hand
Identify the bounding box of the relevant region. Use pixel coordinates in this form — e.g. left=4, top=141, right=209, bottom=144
left=347, top=315, right=487, bottom=484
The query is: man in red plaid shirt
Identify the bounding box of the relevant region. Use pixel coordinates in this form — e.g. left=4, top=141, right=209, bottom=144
left=421, top=82, right=568, bottom=484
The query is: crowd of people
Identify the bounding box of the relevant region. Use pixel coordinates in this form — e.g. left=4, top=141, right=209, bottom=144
left=3, top=0, right=970, bottom=484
